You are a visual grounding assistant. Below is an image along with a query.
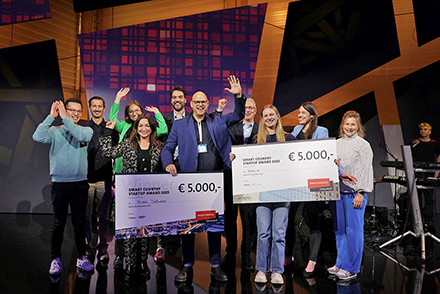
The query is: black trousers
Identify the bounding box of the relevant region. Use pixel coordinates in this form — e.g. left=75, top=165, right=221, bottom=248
left=223, top=169, right=256, bottom=260
left=51, top=181, right=89, bottom=259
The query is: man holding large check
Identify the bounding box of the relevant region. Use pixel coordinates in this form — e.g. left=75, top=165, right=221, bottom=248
left=161, top=75, right=245, bottom=283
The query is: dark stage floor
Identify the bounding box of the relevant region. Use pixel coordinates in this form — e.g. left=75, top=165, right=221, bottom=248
left=2, top=213, right=440, bottom=293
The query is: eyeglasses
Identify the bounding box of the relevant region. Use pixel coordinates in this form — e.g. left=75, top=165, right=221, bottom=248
left=129, top=109, right=142, bottom=114
left=192, top=100, right=208, bottom=105
left=245, top=106, right=255, bottom=110
left=66, top=108, right=82, bottom=114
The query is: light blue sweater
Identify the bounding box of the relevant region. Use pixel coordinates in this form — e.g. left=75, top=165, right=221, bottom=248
left=33, top=115, right=93, bottom=182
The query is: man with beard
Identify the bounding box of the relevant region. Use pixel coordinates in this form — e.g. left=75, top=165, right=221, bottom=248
left=82, top=96, right=117, bottom=264
left=160, top=86, right=190, bottom=142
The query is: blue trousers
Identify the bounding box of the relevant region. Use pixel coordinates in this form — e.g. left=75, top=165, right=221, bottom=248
left=256, top=203, right=290, bottom=274
left=332, top=192, right=367, bottom=274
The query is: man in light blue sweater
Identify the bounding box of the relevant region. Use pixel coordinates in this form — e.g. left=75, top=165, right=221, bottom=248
left=33, top=98, right=94, bottom=276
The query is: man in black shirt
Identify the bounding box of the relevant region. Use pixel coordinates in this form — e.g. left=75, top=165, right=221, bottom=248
left=82, top=96, right=117, bottom=264
left=411, top=122, right=440, bottom=227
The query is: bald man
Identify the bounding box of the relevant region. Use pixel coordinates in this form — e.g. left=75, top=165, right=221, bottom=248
left=162, top=75, right=246, bottom=283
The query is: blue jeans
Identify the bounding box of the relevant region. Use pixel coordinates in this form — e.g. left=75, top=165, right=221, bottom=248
left=256, top=203, right=290, bottom=274
left=332, top=192, right=367, bottom=274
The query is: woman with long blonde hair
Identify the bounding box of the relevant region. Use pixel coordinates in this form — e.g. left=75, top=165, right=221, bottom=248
left=327, top=111, right=373, bottom=280
left=252, top=104, right=296, bottom=286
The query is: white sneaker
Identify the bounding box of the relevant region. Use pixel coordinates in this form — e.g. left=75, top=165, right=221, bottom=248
left=77, top=256, right=94, bottom=271
left=271, top=272, right=284, bottom=285
left=49, top=258, right=62, bottom=275
left=327, top=265, right=340, bottom=275
left=254, top=270, right=268, bottom=283
left=336, top=269, right=357, bottom=280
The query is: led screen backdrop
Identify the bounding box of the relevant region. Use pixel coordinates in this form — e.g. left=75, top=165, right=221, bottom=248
left=78, top=4, right=267, bottom=120
left=0, top=0, right=51, bottom=26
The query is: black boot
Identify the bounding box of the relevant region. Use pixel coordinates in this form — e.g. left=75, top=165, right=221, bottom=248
left=140, top=260, right=151, bottom=280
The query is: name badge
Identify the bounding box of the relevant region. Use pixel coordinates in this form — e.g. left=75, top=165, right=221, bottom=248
left=198, top=144, right=207, bottom=153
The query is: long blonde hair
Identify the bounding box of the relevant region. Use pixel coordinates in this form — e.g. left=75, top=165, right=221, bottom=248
left=257, top=104, right=286, bottom=143
left=338, top=110, right=365, bottom=138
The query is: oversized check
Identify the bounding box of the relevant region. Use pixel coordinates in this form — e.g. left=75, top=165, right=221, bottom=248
left=115, top=172, right=224, bottom=239
left=232, top=138, right=340, bottom=204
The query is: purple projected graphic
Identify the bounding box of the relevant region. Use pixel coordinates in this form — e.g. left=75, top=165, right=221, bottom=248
left=0, top=0, right=51, bottom=26
left=78, top=4, right=267, bottom=120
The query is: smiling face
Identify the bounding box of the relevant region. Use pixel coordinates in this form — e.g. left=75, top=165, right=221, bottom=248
left=262, top=107, right=280, bottom=130
left=137, top=118, right=152, bottom=139
left=65, top=101, right=82, bottom=124
left=244, top=98, right=257, bottom=123
left=343, top=117, right=359, bottom=137
left=128, top=104, right=142, bottom=122
left=171, top=90, right=186, bottom=112
left=89, top=98, right=105, bottom=120
left=191, top=92, right=209, bottom=120
left=297, top=106, right=313, bottom=126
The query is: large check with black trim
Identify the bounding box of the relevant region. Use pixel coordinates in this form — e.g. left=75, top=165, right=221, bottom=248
left=232, top=138, right=340, bottom=204
left=115, top=172, right=224, bottom=239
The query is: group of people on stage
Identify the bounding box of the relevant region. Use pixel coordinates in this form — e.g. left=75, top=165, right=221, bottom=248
left=33, top=75, right=377, bottom=285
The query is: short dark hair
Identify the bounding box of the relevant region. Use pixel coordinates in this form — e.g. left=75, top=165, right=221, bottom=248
left=89, top=96, right=105, bottom=108
left=170, top=86, right=186, bottom=98
left=65, top=98, right=83, bottom=109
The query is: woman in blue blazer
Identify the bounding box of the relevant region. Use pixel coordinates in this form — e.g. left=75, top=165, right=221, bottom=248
left=286, top=102, right=329, bottom=278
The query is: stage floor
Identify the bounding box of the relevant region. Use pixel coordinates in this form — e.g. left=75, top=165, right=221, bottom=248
left=2, top=213, right=440, bottom=293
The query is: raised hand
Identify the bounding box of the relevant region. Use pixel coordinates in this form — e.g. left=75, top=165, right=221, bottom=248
left=217, top=98, right=228, bottom=111
left=145, top=106, right=159, bottom=114
left=50, top=101, right=59, bottom=118
left=115, top=87, right=130, bottom=103
left=106, top=119, right=116, bottom=129
left=225, top=75, right=242, bottom=97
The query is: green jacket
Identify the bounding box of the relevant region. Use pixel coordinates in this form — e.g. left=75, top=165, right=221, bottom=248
left=109, top=102, right=168, bottom=172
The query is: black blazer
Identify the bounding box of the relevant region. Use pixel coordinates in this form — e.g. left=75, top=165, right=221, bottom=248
left=228, top=120, right=259, bottom=145
left=159, top=110, right=191, bottom=142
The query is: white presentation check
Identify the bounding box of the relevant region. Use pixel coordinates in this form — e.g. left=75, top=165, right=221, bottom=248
left=115, top=172, right=224, bottom=235
left=232, top=138, right=340, bottom=204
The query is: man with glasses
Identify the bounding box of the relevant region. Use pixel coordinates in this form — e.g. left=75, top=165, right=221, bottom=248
left=222, top=98, right=258, bottom=271
left=33, top=99, right=94, bottom=276
left=161, top=75, right=245, bottom=283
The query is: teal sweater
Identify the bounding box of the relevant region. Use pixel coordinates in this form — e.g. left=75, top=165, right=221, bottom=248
left=32, top=115, right=93, bottom=182
left=109, top=102, right=168, bottom=172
